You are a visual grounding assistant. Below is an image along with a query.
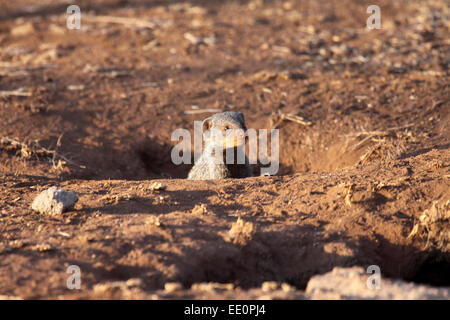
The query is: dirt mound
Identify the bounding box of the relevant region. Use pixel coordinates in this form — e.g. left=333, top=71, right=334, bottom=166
left=1, top=147, right=448, bottom=298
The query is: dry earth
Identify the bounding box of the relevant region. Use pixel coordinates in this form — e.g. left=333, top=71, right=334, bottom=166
left=0, top=0, right=449, bottom=299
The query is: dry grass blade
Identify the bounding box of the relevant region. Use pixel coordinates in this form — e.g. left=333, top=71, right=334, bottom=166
left=184, top=108, right=222, bottom=115
left=83, top=15, right=156, bottom=29
left=348, top=124, right=414, bottom=136
left=0, top=90, right=32, bottom=97
left=345, top=124, right=415, bottom=165
left=408, top=201, right=449, bottom=251
left=0, top=136, right=85, bottom=169
left=0, top=137, right=51, bottom=158
left=356, top=139, right=407, bottom=166
left=269, top=111, right=312, bottom=129
left=347, top=124, right=414, bottom=147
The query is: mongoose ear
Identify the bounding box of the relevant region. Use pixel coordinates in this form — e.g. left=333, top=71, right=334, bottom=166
left=202, top=117, right=212, bottom=132
left=237, top=112, right=245, bottom=124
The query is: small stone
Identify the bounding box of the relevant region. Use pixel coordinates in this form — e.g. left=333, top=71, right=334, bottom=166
left=282, top=2, right=293, bottom=10
left=31, top=186, right=78, bottom=215
left=319, top=48, right=331, bottom=58
left=31, top=243, right=52, bottom=252
left=125, top=278, right=143, bottom=287
left=146, top=216, right=162, bottom=228
left=191, top=282, right=234, bottom=292
left=192, top=203, right=208, bottom=215
left=262, top=281, right=279, bottom=292
left=184, top=32, right=203, bottom=46
left=67, top=84, right=85, bottom=91
left=401, top=167, right=413, bottom=175
left=260, top=43, right=270, bottom=50
left=306, top=266, right=450, bottom=299
left=281, top=283, right=295, bottom=292
left=149, top=182, right=167, bottom=191
left=332, top=35, right=341, bottom=42
left=164, top=282, right=183, bottom=293
left=10, top=23, right=35, bottom=36
left=48, top=24, right=65, bottom=35
left=93, top=278, right=142, bottom=294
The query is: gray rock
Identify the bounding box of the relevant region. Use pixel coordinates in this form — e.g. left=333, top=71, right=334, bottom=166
left=306, top=266, right=450, bottom=300
left=31, top=186, right=78, bottom=215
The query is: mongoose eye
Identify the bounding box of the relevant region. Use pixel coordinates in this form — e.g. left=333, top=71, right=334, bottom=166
left=223, top=124, right=231, bottom=131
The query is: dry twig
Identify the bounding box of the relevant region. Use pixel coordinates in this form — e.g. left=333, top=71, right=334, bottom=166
left=83, top=15, right=156, bottom=29
left=184, top=108, right=222, bottom=115
left=344, top=124, right=415, bottom=165
left=0, top=90, right=32, bottom=97
left=269, top=111, right=312, bottom=129
left=0, top=136, right=85, bottom=169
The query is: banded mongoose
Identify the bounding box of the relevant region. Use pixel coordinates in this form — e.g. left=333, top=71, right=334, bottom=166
left=187, top=112, right=253, bottom=180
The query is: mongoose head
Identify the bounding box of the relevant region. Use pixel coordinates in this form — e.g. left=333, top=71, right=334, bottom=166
left=202, top=112, right=248, bottom=149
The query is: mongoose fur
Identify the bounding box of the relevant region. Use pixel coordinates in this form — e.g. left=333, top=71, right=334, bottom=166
left=187, top=112, right=253, bottom=180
